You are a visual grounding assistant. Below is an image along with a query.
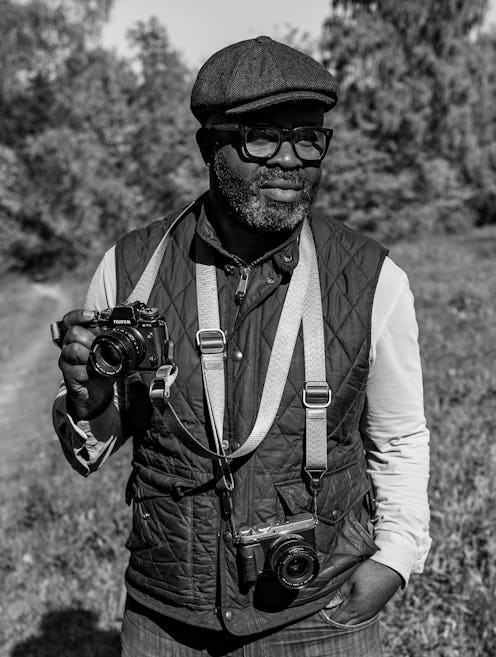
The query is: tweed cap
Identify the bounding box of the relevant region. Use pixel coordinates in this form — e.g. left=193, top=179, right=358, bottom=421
left=190, top=36, right=338, bottom=123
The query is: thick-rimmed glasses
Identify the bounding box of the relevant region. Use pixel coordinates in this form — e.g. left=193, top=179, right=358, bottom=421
left=207, top=123, right=333, bottom=163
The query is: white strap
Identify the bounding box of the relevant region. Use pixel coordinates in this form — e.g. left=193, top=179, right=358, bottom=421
left=233, top=220, right=313, bottom=456
left=302, top=237, right=330, bottom=485
left=126, top=204, right=329, bottom=475
left=196, top=263, right=226, bottom=450
left=126, top=201, right=197, bottom=304
left=195, top=219, right=315, bottom=459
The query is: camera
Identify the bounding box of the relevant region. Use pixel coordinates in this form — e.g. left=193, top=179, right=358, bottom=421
left=236, top=512, right=319, bottom=590
left=88, top=302, right=170, bottom=378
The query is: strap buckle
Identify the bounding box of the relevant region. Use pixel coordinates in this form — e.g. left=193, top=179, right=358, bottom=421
left=149, top=364, right=178, bottom=402
left=196, top=329, right=226, bottom=355
left=303, top=381, right=331, bottom=409
left=304, top=467, right=327, bottom=493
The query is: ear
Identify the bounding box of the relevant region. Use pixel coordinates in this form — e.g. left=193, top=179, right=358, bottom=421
left=196, top=128, right=216, bottom=166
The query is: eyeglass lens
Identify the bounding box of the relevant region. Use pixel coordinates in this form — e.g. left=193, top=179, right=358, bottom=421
left=245, top=126, right=328, bottom=161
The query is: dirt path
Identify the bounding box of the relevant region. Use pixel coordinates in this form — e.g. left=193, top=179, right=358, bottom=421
left=0, top=282, right=73, bottom=479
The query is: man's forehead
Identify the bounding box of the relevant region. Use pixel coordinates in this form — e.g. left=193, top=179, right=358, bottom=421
left=205, top=101, right=325, bottom=127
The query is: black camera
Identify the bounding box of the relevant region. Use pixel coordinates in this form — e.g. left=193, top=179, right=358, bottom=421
left=88, top=302, right=170, bottom=379
left=236, top=512, right=319, bottom=590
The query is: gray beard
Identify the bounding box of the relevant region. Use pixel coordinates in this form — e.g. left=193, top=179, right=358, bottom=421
left=212, top=151, right=321, bottom=233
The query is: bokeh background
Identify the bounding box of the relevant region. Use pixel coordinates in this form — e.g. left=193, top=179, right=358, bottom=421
left=0, top=1, right=495, bottom=655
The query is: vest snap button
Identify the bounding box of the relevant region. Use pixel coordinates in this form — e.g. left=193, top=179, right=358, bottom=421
left=221, top=439, right=229, bottom=450
left=225, top=610, right=233, bottom=621
left=232, top=349, right=243, bottom=362
left=332, top=509, right=340, bottom=520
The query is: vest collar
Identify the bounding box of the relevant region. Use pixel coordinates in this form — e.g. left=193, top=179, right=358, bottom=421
left=195, top=197, right=302, bottom=273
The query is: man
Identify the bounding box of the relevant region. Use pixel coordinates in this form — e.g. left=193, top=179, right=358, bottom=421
left=53, top=36, right=430, bottom=657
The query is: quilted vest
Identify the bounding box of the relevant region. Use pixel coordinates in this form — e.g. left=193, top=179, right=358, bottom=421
left=115, top=198, right=387, bottom=635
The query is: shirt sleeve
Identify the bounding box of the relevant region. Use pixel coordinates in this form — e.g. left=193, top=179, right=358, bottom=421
left=364, top=256, right=431, bottom=585
left=52, top=246, right=125, bottom=476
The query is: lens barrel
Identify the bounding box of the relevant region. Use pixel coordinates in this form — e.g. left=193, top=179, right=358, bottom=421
left=89, top=327, right=146, bottom=378
left=269, top=534, right=320, bottom=589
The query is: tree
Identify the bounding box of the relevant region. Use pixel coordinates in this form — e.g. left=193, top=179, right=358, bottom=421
left=318, top=0, right=496, bottom=238
left=0, top=2, right=207, bottom=273
left=125, top=18, right=207, bottom=218
left=0, top=0, right=113, bottom=143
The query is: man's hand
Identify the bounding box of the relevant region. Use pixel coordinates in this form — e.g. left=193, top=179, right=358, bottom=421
left=58, top=309, right=114, bottom=421
left=327, top=560, right=402, bottom=625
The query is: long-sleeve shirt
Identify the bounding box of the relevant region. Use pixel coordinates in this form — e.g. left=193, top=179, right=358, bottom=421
left=52, top=246, right=431, bottom=585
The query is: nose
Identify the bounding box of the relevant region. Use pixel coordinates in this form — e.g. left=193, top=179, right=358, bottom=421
left=266, top=139, right=302, bottom=169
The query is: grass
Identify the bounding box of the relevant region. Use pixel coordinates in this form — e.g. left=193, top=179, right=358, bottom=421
left=1, top=228, right=495, bottom=656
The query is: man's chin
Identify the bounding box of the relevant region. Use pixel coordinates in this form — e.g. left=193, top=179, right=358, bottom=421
left=237, top=197, right=307, bottom=233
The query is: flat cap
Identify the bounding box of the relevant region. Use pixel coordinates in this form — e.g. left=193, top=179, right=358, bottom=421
left=190, top=35, right=338, bottom=123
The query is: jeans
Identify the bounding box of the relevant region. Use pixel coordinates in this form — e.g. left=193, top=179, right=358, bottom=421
left=121, top=596, right=383, bottom=657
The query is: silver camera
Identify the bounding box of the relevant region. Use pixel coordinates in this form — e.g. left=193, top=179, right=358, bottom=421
left=235, top=512, right=319, bottom=590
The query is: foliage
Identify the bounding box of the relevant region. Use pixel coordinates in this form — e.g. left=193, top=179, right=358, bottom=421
left=1, top=0, right=496, bottom=270
left=0, top=1, right=206, bottom=274
left=318, top=0, right=496, bottom=239
left=331, top=0, right=489, bottom=53
left=124, top=18, right=206, bottom=221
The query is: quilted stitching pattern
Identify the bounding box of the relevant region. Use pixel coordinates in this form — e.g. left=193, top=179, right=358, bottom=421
left=116, top=203, right=387, bottom=630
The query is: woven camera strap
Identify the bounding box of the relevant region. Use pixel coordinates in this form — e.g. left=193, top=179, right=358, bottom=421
left=125, top=200, right=198, bottom=398
left=127, top=210, right=329, bottom=495
left=126, top=200, right=199, bottom=306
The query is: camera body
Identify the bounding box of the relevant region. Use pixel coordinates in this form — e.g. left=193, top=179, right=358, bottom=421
left=236, top=512, right=319, bottom=590
left=88, top=302, right=170, bottom=379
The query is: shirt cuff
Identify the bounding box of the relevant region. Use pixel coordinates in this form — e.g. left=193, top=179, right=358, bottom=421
left=52, top=391, right=121, bottom=475
left=370, top=528, right=432, bottom=586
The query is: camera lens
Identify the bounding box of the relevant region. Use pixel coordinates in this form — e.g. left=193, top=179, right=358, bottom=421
left=89, top=327, right=146, bottom=378
left=286, top=556, right=309, bottom=577
left=269, top=535, right=320, bottom=590
left=99, top=342, right=121, bottom=367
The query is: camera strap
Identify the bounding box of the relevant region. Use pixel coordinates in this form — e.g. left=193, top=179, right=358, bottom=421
left=195, top=218, right=329, bottom=496
left=126, top=204, right=329, bottom=498
left=126, top=199, right=199, bottom=306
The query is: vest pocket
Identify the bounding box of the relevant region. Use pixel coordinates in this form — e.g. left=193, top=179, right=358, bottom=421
left=275, top=461, right=370, bottom=527
left=267, top=463, right=377, bottom=608
left=125, top=472, right=196, bottom=602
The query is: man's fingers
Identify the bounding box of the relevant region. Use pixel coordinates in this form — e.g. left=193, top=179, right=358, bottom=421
left=60, top=341, right=91, bottom=367
left=52, top=309, right=96, bottom=349
left=59, top=361, right=90, bottom=384
left=62, top=324, right=96, bottom=349
left=61, top=309, right=96, bottom=329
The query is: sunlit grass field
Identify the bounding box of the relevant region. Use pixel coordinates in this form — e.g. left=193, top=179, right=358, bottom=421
left=1, top=228, right=495, bottom=656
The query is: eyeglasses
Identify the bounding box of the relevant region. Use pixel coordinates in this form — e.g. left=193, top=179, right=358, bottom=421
left=207, top=123, right=333, bottom=163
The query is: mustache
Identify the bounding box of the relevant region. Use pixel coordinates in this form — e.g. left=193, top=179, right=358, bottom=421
left=254, top=168, right=304, bottom=186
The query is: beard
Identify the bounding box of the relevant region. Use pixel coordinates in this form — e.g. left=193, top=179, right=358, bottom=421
left=212, top=151, right=321, bottom=233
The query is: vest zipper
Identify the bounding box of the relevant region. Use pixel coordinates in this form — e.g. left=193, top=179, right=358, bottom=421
left=230, top=252, right=266, bottom=332
left=234, top=267, right=250, bottom=305
left=232, top=251, right=266, bottom=306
